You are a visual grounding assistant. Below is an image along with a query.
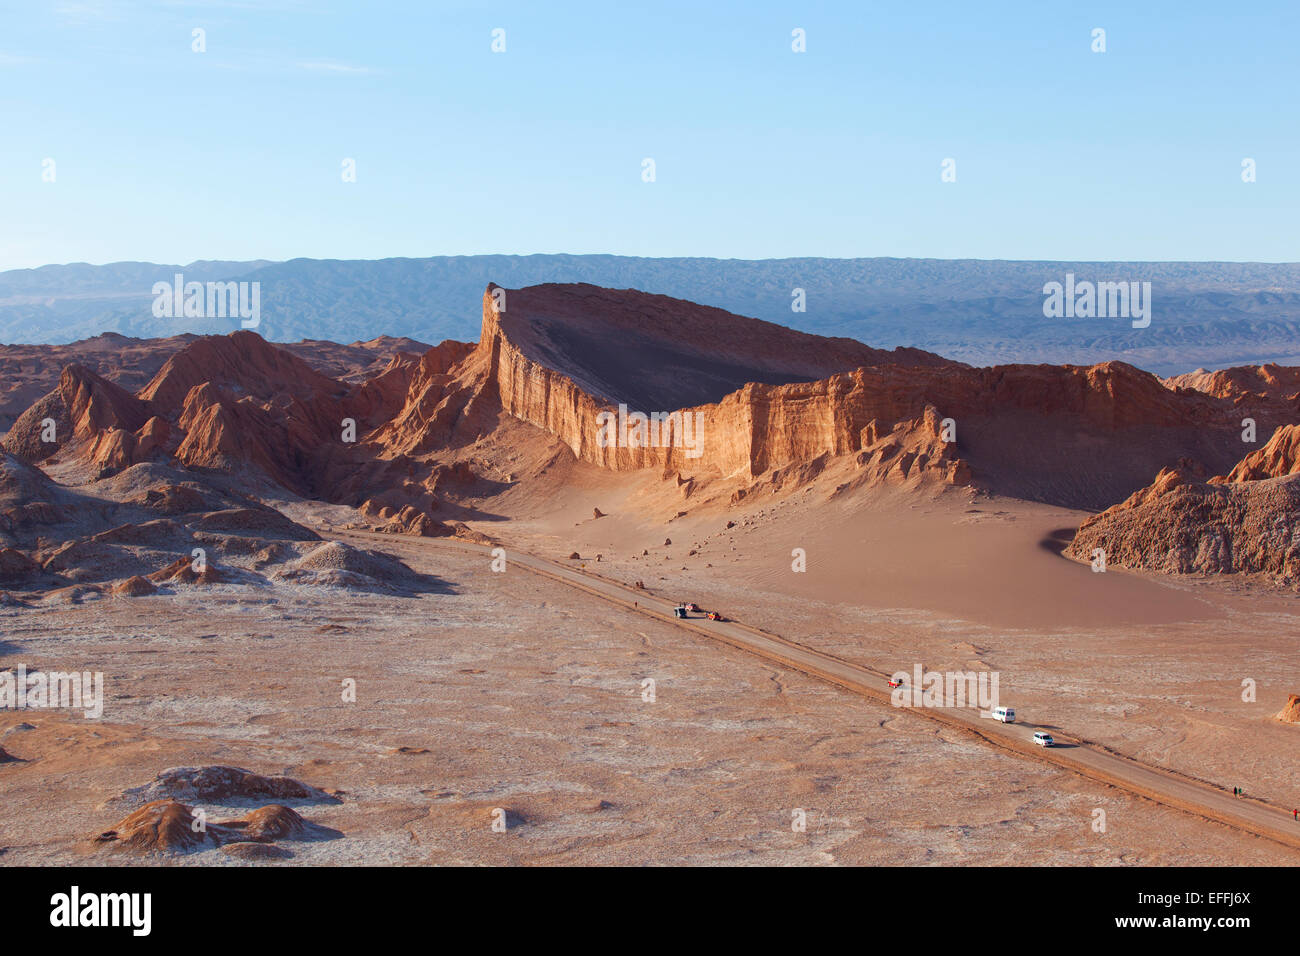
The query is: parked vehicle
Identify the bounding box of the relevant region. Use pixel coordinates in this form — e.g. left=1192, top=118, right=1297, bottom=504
left=1032, top=731, right=1054, bottom=747
left=991, top=706, right=1016, bottom=723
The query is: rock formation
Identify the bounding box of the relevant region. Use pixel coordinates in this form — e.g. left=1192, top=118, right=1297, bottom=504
left=1069, top=425, right=1300, bottom=578
left=4, top=280, right=1299, bottom=593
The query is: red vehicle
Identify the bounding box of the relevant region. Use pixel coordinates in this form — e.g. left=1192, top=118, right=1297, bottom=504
left=707, top=611, right=726, bottom=621
left=887, top=676, right=906, bottom=689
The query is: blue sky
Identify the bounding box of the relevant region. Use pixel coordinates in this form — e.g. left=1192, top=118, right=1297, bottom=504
left=1, top=0, right=1296, bottom=270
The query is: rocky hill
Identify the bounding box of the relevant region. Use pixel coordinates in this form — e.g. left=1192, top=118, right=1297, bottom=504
left=1068, top=425, right=1300, bottom=579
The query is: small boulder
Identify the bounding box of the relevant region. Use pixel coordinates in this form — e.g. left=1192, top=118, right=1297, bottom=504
left=111, top=575, right=157, bottom=597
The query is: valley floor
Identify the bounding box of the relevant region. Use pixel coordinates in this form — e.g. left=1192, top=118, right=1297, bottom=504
left=1, top=524, right=1296, bottom=865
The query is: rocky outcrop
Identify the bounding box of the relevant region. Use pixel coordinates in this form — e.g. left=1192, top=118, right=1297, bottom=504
left=138, top=329, right=345, bottom=410
left=0, top=331, right=426, bottom=436
left=0, top=333, right=196, bottom=433
left=1277, top=694, right=1300, bottom=724
left=2, top=365, right=149, bottom=464
left=1069, top=425, right=1300, bottom=578
left=96, top=800, right=230, bottom=854
left=121, top=765, right=339, bottom=807
left=853, top=405, right=972, bottom=489
left=462, top=285, right=1265, bottom=506
left=367, top=340, right=484, bottom=456
left=96, top=797, right=337, bottom=855
left=1167, top=363, right=1300, bottom=403
left=1216, top=423, right=1300, bottom=483
left=87, top=416, right=171, bottom=473
left=2, top=389, right=72, bottom=462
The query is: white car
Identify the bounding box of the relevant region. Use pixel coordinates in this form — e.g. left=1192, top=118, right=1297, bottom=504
left=991, top=706, right=1016, bottom=723
left=1032, top=731, right=1055, bottom=747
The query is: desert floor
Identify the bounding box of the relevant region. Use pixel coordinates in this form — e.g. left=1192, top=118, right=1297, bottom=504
left=2, top=486, right=1297, bottom=865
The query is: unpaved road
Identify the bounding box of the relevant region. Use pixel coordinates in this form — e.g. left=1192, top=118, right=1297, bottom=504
left=344, top=528, right=1300, bottom=854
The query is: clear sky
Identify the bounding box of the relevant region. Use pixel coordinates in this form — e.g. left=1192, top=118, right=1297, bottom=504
left=1, top=0, right=1296, bottom=270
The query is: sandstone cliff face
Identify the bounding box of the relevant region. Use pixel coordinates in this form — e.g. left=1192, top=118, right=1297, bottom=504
left=479, top=285, right=958, bottom=478
left=467, top=285, right=1267, bottom=507
left=1069, top=425, right=1300, bottom=578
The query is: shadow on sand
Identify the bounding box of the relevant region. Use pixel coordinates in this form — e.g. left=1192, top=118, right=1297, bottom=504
left=1037, top=527, right=1077, bottom=556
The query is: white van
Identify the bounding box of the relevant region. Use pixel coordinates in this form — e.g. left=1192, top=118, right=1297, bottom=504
left=1032, top=731, right=1055, bottom=747
left=991, top=706, right=1015, bottom=723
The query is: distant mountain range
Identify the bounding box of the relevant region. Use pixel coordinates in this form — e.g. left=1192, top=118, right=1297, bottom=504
left=4, top=255, right=1300, bottom=375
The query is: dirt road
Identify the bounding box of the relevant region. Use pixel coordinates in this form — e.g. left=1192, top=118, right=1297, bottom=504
left=345, top=529, right=1300, bottom=854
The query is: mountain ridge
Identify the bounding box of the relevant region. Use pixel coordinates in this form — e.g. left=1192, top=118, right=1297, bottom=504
left=7, top=255, right=1300, bottom=375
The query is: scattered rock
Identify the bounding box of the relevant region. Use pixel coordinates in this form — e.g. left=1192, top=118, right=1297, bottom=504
left=568, top=552, right=581, bottom=560
left=592, top=508, right=605, bottom=519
